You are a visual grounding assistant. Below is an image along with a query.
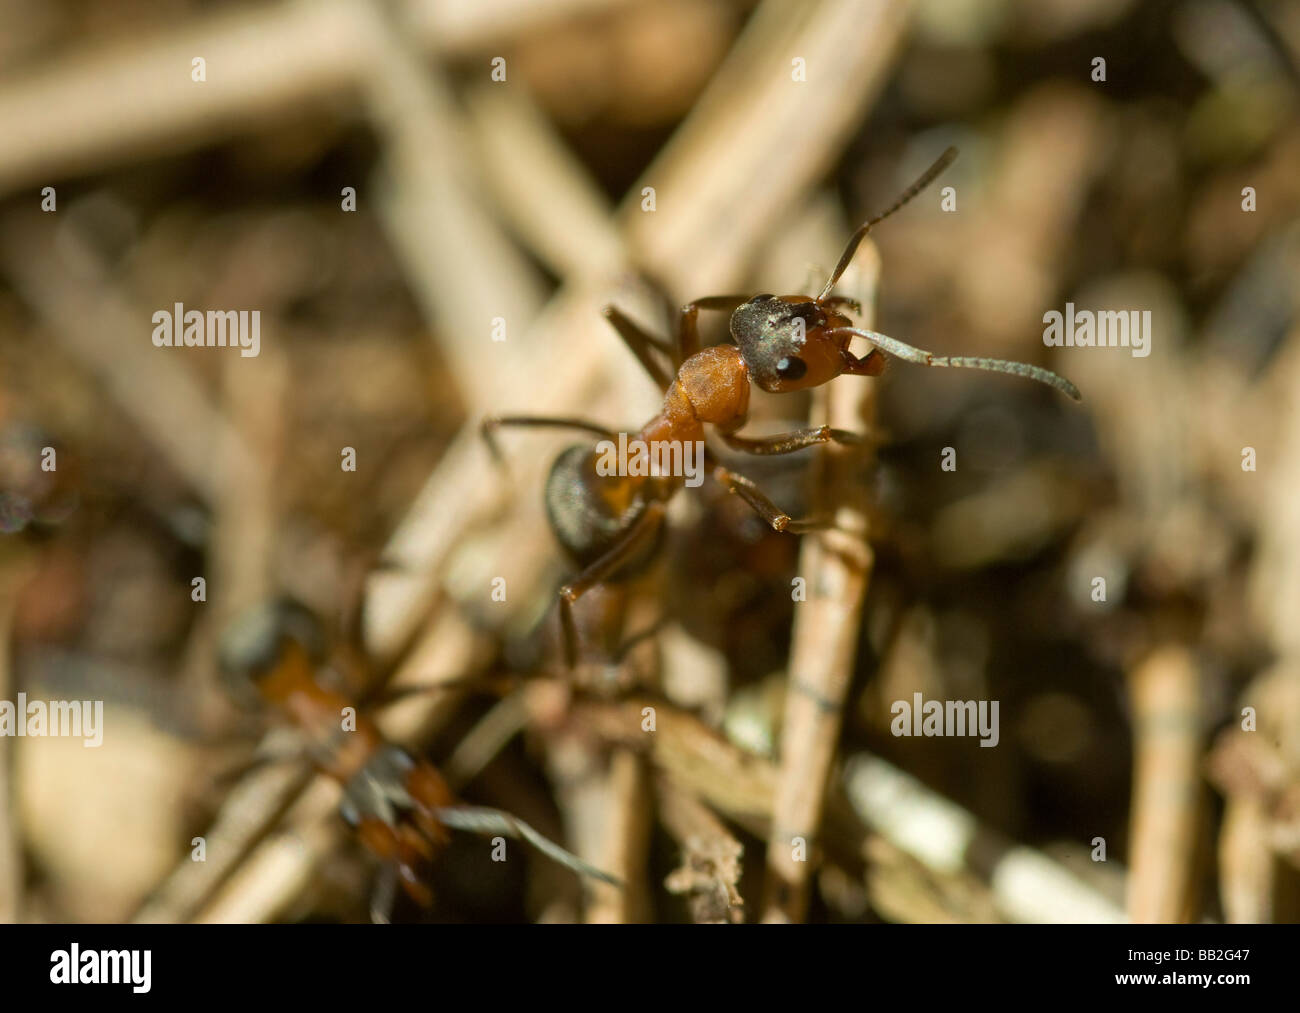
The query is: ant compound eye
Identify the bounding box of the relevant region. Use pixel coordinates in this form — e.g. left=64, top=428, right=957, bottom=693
left=775, top=356, right=807, bottom=380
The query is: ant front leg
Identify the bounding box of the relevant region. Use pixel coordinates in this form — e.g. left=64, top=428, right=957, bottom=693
left=678, top=295, right=749, bottom=363
left=557, top=502, right=667, bottom=668
left=602, top=306, right=675, bottom=392
left=721, top=425, right=862, bottom=456
left=707, top=456, right=825, bottom=535
left=839, top=347, right=887, bottom=377
left=396, top=859, right=434, bottom=909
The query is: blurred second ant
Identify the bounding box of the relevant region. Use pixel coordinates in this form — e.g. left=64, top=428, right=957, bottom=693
left=216, top=598, right=620, bottom=922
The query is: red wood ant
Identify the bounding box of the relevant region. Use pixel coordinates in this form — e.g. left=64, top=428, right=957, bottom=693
left=218, top=598, right=620, bottom=922
left=485, top=147, right=1079, bottom=668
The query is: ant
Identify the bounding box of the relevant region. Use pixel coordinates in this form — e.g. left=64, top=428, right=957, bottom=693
left=217, top=597, right=620, bottom=922
left=484, top=147, right=1079, bottom=668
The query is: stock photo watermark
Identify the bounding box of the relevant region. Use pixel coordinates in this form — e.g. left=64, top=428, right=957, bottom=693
left=49, top=945, right=150, bottom=993
left=0, top=694, right=104, bottom=747
left=1042, top=303, right=1151, bottom=358
left=891, top=692, right=999, bottom=747
left=151, top=303, right=261, bottom=358
left=592, top=435, right=705, bottom=488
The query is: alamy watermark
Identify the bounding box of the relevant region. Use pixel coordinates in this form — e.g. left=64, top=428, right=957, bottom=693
left=0, top=694, right=103, bottom=747
left=890, top=691, right=999, bottom=747
left=1043, top=302, right=1151, bottom=358
left=593, top=435, right=705, bottom=488
left=152, top=302, right=260, bottom=357
left=50, top=945, right=150, bottom=993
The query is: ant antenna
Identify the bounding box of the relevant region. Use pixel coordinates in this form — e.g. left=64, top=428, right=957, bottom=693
left=436, top=805, right=624, bottom=886
left=827, top=327, right=1082, bottom=401
left=817, top=146, right=958, bottom=302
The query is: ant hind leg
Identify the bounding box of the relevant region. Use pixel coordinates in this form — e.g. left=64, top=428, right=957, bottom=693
left=556, top=502, right=667, bottom=668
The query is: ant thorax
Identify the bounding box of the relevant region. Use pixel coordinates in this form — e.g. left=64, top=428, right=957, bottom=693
left=662, top=344, right=750, bottom=430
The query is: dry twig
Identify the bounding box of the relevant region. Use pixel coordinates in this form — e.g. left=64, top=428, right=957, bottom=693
left=1126, top=645, right=1203, bottom=923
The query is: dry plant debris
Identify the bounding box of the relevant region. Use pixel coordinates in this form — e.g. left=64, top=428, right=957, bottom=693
left=0, top=0, right=1297, bottom=928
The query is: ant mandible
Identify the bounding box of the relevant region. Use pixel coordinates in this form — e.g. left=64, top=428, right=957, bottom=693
left=485, top=147, right=1079, bottom=667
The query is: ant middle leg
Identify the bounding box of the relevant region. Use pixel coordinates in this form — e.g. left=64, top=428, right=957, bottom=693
left=721, top=425, right=863, bottom=456
left=557, top=501, right=667, bottom=668
left=707, top=456, right=826, bottom=535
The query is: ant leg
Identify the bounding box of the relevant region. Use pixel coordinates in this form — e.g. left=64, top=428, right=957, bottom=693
left=602, top=306, right=674, bottom=391
left=208, top=741, right=309, bottom=788
left=397, top=861, right=434, bottom=908
left=708, top=458, right=825, bottom=534
left=839, top=348, right=887, bottom=376
left=480, top=416, right=618, bottom=469
left=370, top=862, right=399, bottom=924
left=557, top=502, right=667, bottom=668
left=721, top=426, right=862, bottom=456
left=678, top=295, right=749, bottom=363
left=614, top=616, right=667, bottom=663
left=822, top=295, right=862, bottom=315
left=364, top=671, right=515, bottom=709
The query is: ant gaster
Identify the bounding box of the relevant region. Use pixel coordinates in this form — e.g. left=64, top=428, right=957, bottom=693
left=486, top=147, right=1079, bottom=667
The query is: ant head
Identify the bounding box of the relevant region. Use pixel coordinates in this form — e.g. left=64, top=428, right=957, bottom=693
left=218, top=597, right=324, bottom=704
left=339, top=745, right=417, bottom=829
left=727, top=147, right=962, bottom=394
left=730, top=294, right=853, bottom=394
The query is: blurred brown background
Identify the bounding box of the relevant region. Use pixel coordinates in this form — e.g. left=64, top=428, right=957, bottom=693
left=0, top=0, right=1298, bottom=924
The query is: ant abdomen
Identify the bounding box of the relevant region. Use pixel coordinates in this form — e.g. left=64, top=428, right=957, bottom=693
left=543, top=443, right=662, bottom=573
